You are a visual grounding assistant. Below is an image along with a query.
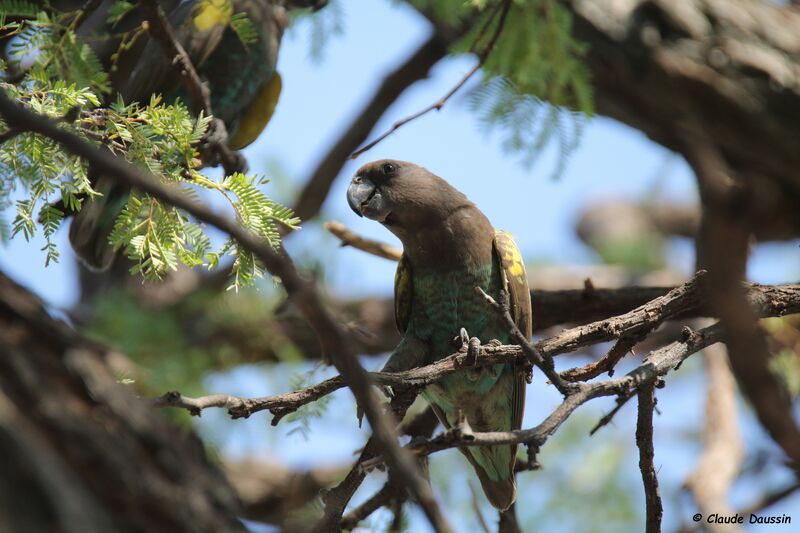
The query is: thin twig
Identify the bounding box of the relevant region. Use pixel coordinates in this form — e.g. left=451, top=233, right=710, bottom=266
left=324, top=220, right=402, bottom=261
left=636, top=382, right=662, bottom=533
left=477, top=286, right=577, bottom=396
left=350, top=0, right=513, bottom=159
left=292, top=34, right=450, bottom=223
left=560, top=333, right=641, bottom=382
left=339, top=482, right=398, bottom=530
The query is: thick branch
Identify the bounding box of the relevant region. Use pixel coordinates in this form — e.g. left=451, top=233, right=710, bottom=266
left=0, top=271, right=244, bottom=532
left=686, top=130, right=800, bottom=472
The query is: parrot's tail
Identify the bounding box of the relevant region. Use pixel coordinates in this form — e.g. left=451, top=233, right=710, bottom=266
left=470, top=446, right=517, bottom=511
left=427, top=401, right=518, bottom=511
left=68, top=176, right=129, bottom=271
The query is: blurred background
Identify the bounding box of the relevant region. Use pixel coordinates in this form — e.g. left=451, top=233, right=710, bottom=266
left=2, top=0, right=799, bottom=531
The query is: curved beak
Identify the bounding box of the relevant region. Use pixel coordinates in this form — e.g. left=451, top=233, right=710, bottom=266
left=346, top=178, right=376, bottom=217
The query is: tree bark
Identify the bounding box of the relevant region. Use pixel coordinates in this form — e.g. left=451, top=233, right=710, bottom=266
left=0, top=271, right=243, bottom=533
left=566, top=0, right=800, bottom=228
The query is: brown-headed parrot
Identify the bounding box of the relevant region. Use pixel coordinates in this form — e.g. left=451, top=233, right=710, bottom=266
left=66, top=0, right=286, bottom=270
left=347, top=159, right=532, bottom=511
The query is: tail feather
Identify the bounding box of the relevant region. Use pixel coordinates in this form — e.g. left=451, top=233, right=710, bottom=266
left=428, top=402, right=518, bottom=511
left=464, top=444, right=518, bottom=511
left=476, top=467, right=517, bottom=512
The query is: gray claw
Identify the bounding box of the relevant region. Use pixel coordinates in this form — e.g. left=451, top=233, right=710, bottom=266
left=468, top=336, right=481, bottom=365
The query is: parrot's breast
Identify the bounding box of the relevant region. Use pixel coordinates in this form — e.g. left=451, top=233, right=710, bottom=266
left=408, top=262, right=505, bottom=361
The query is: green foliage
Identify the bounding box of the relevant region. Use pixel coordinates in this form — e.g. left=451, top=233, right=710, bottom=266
left=0, top=1, right=40, bottom=18
left=411, top=0, right=593, bottom=172
left=106, top=1, right=136, bottom=26
left=0, top=6, right=298, bottom=288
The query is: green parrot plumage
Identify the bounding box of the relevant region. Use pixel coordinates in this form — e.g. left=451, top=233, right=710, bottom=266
left=64, top=0, right=286, bottom=270
left=347, top=159, right=532, bottom=511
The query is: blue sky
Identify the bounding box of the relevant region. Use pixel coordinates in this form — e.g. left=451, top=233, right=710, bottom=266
left=1, top=1, right=799, bottom=531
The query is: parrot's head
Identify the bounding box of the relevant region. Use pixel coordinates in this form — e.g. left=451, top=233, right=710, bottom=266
left=347, top=159, right=468, bottom=235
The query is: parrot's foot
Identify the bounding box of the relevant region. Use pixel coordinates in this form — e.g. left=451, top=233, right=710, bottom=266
left=455, top=327, right=484, bottom=366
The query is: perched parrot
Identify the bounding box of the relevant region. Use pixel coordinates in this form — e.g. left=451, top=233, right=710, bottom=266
left=63, top=0, right=286, bottom=270
left=346, top=160, right=532, bottom=511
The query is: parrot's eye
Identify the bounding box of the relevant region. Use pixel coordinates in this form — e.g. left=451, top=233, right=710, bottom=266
left=381, top=163, right=397, bottom=175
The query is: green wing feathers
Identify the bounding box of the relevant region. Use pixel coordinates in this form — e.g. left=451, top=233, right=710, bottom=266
left=393, top=253, right=412, bottom=334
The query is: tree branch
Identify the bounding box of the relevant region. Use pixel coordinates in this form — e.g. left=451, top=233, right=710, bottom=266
left=154, top=273, right=800, bottom=423
left=685, top=127, right=800, bottom=472
left=364, top=323, right=723, bottom=466
left=350, top=0, right=513, bottom=159
left=0, top=91, right=453, bottom=533
left=636, top=382, right=662, bottom=533
left=324, top=220, right=402, bottom=261
left=137, top=0, right=244, bottom=175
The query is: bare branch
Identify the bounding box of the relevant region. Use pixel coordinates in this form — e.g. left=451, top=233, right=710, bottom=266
left=350, top=0, right=513, bottom=159
left=137, top=0, right=209, bottom=114
left=477, top=287, right=577, bottom=396
left=154, top=273, right=800, bottom=424
left=324, top=220, right=402, bottom=261
left=315, top=390, right=420, bottom=532
left=362, top=323, right=723, bottom=466
left=636, top=382, right=662, bottom=533
left=339, top=482, right=398, bottom=530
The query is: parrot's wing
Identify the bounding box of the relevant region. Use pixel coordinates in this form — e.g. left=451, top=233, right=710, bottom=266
left=493, top=230, right=532, bottom=433
left=393, top=252, right=412, bottom=334
left=122, top=0, right=228, bottom=103
left=226, top=72, right=282, bottom=150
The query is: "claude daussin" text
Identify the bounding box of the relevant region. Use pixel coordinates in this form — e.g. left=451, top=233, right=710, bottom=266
left=706, top=513, right=791, bottom=525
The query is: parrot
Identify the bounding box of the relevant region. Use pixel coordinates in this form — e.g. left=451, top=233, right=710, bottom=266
left=59, top=0, right=287, bottom=270
left=346, top=159, right=532, bottom=511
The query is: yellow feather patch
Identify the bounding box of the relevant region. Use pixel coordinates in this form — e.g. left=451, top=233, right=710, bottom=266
left=193, top=0, right=233, bottom=31
left=495, top=230, right=527, bottom=285
left=227, top=73, right=283, bottom=150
